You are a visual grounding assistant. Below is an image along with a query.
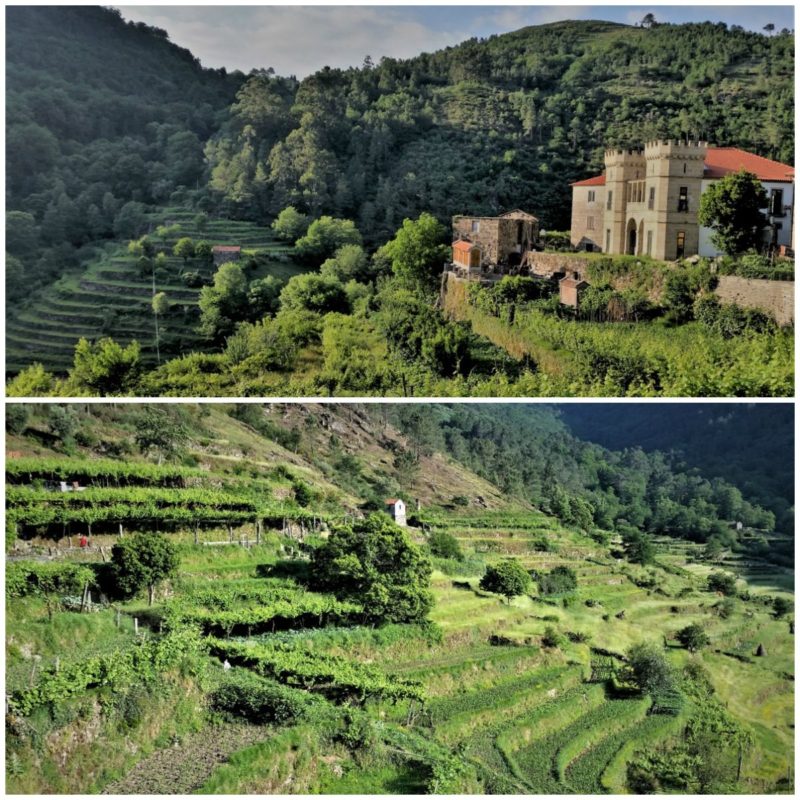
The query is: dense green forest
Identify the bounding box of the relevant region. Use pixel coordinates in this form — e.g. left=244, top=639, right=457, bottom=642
left=5, top=6, right=243, bottom=299
left=378, top=404, right=793, bottom=545
left=559, top=404, right=794, bottom=530
left=5, top=403, right=794, bottom=794
left=202, top=18, right=794, bottom=243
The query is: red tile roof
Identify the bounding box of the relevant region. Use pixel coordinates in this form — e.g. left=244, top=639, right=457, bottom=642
left=571, top=175, right=606, bottom=187
left=560, top=276, right=589, bottom=288
left=452, top=240, right=476, bottom=252
left=703, top=147, right=794, bottom=182
left=385, top=498, right=401, bottom=505
left=571, top=148, right=794, bottom=189
left=212, top=245, right=241, bottom=252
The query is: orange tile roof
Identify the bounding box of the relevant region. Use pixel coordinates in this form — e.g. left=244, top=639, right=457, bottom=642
left=212, top=245, right=241, bottom=252
left=571, top=174, right=606, bottom=187
left=571, top=148, right=794, bottom=189
left=560, top=276, right=589, bottom=288
left=452, top=240, right=475, bottom=252
left=385, top=498, right=401, bottom=505
left=703, top=147, right=794, bottom=182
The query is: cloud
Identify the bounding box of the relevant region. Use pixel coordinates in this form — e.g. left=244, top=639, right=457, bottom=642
left=119, top=6, right=473, bottom=76
left=118, top=5, right=795, bottom=78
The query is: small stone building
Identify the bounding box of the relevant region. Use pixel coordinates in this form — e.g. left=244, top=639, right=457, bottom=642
left=451, top=210, right=539, bottom=272
left=384, top=498, right=407, bottom=527
left=559, top=273, right=589, bottom=309
left=212, top=245, right=242, bottom=266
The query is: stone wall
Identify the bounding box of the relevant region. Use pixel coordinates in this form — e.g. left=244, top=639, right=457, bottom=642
left=527, top=252, right=590, bottom=279
left=713, top=276, right=795, bottom=326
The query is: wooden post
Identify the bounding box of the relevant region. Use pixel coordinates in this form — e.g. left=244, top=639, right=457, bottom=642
left=116, top=609, right=121, bottom=628
left=119, top=523, right=124, bottom=537
left=86, top=590, right=92, bottom=611
left=99, top=546, right=107, bottom=563
left=194, top=524, right=199, bottom=545
left=228, top=524, right=233, bottom=543
left=55, top=657, right=60, bottom=673
left=256, top=520, right=261, bottom=545
left=134, top=617, right=139, bottom=635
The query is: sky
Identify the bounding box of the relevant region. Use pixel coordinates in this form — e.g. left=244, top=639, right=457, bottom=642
left=117, top=4, right=795, bottom=77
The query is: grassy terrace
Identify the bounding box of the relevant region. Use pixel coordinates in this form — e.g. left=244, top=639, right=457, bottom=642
left=7, top=492, right=794, bottom=793
left=6, top=207, right=308, bottom=375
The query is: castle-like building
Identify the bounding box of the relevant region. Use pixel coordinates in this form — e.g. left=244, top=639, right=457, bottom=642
left=570, top=141, right=794, bottom=260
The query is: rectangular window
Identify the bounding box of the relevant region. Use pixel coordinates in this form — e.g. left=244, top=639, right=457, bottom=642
left=588, top=190, right=596, bottom=203
left=471, top=220, right=480, bottom=233
left=606, top=191, right=613, bottom=211
left=678, top=186, right=689, bottom=212
left=676, top=230, right=686, bottom=258
left=770, top=189, right=784, bottom=217
left=605, top=229, right=611, bottom=251
left=587, top=216, right=595, bottom=231
left=646, top=230, right=653, bottom=255
left=648, top=187, right=655, bottom=210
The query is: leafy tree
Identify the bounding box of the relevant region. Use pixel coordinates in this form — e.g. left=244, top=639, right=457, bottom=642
left=378, top=212, right=450, bottom=293
left=627, top=642, right=675, bottom=695
left=479, top=559, right=531, bottom=602
left=111, top=532, right=179, bottom=606
left=272, top=206, right=310, bottom=241
left=294, top=216, right=361, bottom=261
left=195, top=240, right=213, bottom=263
left=707, top=571, right=738, bottom=596
left=772, top=596, right=792, bottom=618
left=151, top=292, right=169, bottom=363
left=173, top=236, right=196, bottom=264
left=428, top=530, right=464, bottom=561
left=47, top=405, right=79, bottom=448
left=112, top=201, right=147, bottom=239
left=622, top=529, right=656, bottom=565
left=311, top=513, right=433, bottom=624
left=542, top=626, right=566, bottom=648
left=6, top=404, right=30, bottom=434
left=248, top=275, right=283, bottom=318
left=68, top=338, right=142, bottom=395
left=133, top=406, right=187, bottom=463
left=198, top=262, right=249, bottom=340
left=537, top=565, right=577, bottom=595
left=698, top=170, right=768, bottom=255
left=6, top=211, right=39, bottom=256
left=676, top=623, right=710, bottom=652
left=320, top=244, right=372, bottom=283
left=6, top=363, right=56, bottom=397
left=279, top=273, right=350, bottom=315
left=193, top=212, right=209, bottom=232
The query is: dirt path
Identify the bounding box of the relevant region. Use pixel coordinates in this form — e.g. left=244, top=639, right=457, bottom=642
left=102, top=723, right=271, bottom=794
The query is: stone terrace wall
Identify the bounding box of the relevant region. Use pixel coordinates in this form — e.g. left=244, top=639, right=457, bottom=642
left=714, top=276, right=794, bottom=326
left=528, top=252, right=590, bottom=279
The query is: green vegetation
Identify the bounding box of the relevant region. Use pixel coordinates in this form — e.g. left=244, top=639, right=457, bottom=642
left=6, top=402, right=792, bottom=794
left=6, top=9, right=794, bottom=397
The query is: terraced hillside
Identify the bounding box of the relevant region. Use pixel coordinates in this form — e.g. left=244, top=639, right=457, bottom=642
left=5, top=405, right=794, bottom=794
left=6, top=208, right=307, bottom=376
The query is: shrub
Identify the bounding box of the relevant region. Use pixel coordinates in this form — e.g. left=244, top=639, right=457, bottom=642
left=210, top=671, right=317, bottom=724
left=542, top=626, right=565, bottom=648
left=428, top=531, right=464, bottom=561
left=479, top=559, right=531, bottom=601
left=537, top=565, right=577, bottom=595
left=707, top=572, right=738, bottom=596
left=676, top=623, right=710, bottom=652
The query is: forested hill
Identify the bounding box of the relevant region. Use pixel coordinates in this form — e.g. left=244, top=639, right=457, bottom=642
left=378, top=404, right=792, bottom=548
left=559, top=404, right=794, bottom=531
left=205, top=19, right=794, bottom=242
left=5, top=6, right=244, bottom=295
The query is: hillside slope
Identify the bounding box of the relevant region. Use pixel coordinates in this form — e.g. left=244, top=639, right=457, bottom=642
left=5, top=403, right=794, bottom=795
left=206, top=19, right=793, bottom=238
